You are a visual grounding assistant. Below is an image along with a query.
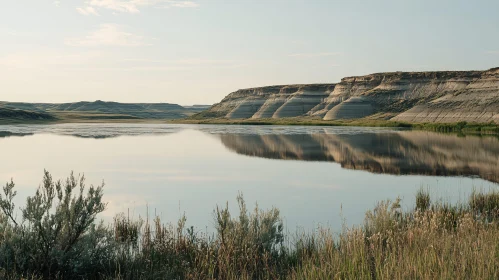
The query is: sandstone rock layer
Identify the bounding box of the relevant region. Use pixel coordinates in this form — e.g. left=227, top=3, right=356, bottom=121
left=204, top=68, right=499, bottom=123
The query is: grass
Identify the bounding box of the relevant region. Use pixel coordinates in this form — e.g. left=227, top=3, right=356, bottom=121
left=0, top=107, right=55, bottom=125
left=175, top=117, right=499, bottom=134
left=1, top=101, right=201, bottom=120
left=0, top=172, right=499, bottom=279
left=0, top=101, right=203, bottom=124
left=0, top=112, right=169, bottom=125
left=174, top=116, right=414, bottom=127
left=412, top=121, right=499, bottom=134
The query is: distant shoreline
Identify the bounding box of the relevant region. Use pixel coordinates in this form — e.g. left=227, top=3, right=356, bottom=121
left=1, top=116, right=498, bottom=135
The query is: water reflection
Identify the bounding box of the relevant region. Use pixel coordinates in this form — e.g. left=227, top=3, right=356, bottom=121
left=1, top=124, right=498, bottom=183
left=219, top=132, right=499, bottom=183
left=0, top=123, right=183, bottom=139
left=0, top=131, right=34, bottom=138
left=0, top=124, right=497, bottom=230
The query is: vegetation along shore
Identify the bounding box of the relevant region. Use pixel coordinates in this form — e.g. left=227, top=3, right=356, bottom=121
left=176, top=117, right=499, bottom=134
left=0, top=171, right=498, bottom=279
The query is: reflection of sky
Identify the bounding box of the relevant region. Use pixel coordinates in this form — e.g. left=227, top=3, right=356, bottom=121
left=0, top=123, right=401, bottom=138
left=0, top=125, right=497, bottom=232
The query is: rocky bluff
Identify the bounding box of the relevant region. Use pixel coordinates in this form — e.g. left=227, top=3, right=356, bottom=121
left=204, top=67, right=499, bottom=123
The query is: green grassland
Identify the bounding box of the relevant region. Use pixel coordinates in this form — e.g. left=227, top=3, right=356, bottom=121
left=174, top=116, right=499, bottom=134
left=0, top=101, right=209, bottom=125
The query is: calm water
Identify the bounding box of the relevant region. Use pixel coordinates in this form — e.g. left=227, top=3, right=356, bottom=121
left=0, top=123, right=498, bottom=232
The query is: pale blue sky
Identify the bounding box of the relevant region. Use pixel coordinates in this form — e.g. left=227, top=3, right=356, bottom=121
left=1, top=0, right=498, bottom=105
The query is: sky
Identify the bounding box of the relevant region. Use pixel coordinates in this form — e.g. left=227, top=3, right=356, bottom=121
left=1, top=0, right=498, bottom=105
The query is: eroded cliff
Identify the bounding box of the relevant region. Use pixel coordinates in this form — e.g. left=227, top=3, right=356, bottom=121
left=203, top=68, right=499, bottom=123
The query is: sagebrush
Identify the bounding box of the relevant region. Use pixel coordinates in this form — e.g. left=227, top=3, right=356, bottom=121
left=0, top=172, right=498, bottom=279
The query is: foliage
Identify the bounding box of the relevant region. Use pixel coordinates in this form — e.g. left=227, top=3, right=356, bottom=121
left=1, top=172, right=499, bottom=279
left=177, top=117, right=499, bottom=135
left=0, top=170, right=107, bottom=279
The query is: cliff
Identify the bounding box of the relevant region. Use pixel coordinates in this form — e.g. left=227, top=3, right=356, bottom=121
left=202, top=67, right=499, bottom=123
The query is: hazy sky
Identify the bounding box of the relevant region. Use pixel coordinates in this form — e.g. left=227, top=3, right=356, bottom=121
left=1, top=0, right=498, bottom=105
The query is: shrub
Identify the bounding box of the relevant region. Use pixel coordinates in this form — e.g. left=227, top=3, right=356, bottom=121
left=0, top=170, right=107, bottom=279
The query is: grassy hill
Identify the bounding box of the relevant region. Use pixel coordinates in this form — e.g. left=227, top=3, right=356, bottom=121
left=0, top=101, right=209, bottom=122
left=0, top=107, right=55, bottom=124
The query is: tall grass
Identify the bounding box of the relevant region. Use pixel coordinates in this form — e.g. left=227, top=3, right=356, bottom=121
left=177, top=117, right=499, bottom=134
left=0, top=172, right=498, bottom=279
left=411, top=121, right=499, bottom=134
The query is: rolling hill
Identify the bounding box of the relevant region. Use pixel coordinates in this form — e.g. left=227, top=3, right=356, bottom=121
left=0, top=107, right=55, bottom=122
left=0, top=101, right=209, bottom=121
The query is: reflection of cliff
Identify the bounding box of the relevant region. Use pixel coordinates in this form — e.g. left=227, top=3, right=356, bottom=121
left=220, top=132, right=499, bottom=183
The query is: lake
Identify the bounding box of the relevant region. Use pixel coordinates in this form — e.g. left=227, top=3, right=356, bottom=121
left=0, top=123, right=498, bottom=232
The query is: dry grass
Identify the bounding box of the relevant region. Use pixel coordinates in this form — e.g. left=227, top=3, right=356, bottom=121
left=105, top=190, right=499, bottom=280
left=1, top=173, right=498, bottom=279
left=175, top=117, right=499, bottom=134
left=291, top=195, right=499, bottom=279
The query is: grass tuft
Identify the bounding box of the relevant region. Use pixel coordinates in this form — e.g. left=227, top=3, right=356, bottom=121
left=0, top=172, right=498, bottom=279
left=416, top=188, right=431, bottom=211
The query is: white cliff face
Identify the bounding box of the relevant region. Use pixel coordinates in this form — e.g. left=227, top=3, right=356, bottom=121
left=272, top=90, right=330, bottom=118
left=209, top=84, right=334, bottom=120
left=392, top=69, right=499, bottom=123
left=323, top=97, right=374, bottom=120
left=251, top=97, right=287, bottom=119
left=204, top=68, right=499, bottom=123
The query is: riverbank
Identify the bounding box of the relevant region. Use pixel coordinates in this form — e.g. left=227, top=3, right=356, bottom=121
left=0, top=113, right=168, bottom=125
left=0, top=172, right=498, bottom=279
left=1, top=115, right=498, bottom=135
left=175, top=117, right=499, bottom=134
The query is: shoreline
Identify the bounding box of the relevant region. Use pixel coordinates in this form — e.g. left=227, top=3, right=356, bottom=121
left=1, top=116, right=498, bottom=134
left=175, top=117, right=499, bottom=134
